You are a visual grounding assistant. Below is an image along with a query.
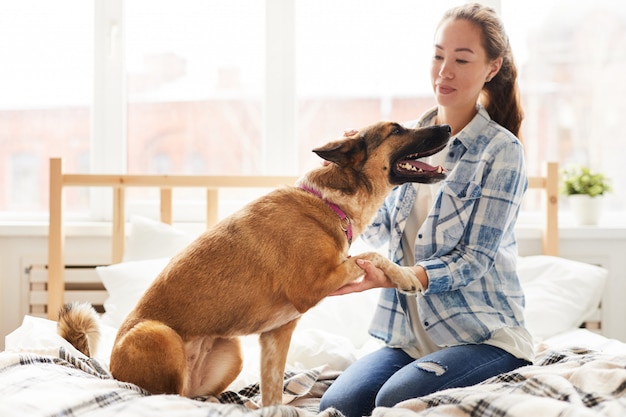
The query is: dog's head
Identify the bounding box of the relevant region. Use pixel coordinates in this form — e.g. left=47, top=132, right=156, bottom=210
left=313, top=122, right=451, bottom=186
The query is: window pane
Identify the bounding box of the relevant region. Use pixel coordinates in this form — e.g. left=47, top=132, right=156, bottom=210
left=295, top=0, right=461, bottom=170
left=504, top=0, right=626, bottom=210
left=0, top=1, right=93, bottom=217
left=125, top=0, right=265, bottom=176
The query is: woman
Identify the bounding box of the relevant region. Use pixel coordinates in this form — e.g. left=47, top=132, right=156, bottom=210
left=319, top=4, right=531, bottom=417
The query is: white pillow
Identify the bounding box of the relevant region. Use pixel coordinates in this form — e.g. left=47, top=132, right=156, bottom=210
left=123, top=215, right=197, bottom=262
left=518, top=255, right=607, bottom=340
left=97, top=258, right=170, bottom=328
left=6, top=315, right=118, bottom=365
left=289, top=290, right=382, bottom=371
left=296, top=289, right=380, bottom=351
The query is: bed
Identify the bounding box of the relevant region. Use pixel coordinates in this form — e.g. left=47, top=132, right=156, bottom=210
left=2, top=158, right=623, bottom=417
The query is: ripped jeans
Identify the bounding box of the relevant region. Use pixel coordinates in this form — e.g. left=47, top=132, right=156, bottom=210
left=319, top=344, right=530, bottom=417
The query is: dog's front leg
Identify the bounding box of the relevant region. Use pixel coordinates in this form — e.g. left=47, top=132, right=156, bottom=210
left=258, top=318, right=299, bottom=406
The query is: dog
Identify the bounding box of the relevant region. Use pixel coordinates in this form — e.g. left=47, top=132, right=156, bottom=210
left=58, top=121, right=451, bottom=406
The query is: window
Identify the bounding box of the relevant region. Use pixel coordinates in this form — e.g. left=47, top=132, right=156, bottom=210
left=503, top=0, right=626, bottom=211
left=9, top=153, right=39, bottom=209
left=1, top=0, right=624, bottom=220
left=0, top=0, right=93, bottom=218
left=125, top=0, right=265, bottom=176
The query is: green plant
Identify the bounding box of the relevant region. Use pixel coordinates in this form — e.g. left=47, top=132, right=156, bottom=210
left=561, top=165, right=611, bottom=197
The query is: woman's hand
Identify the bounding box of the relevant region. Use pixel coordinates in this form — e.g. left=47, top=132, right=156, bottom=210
left=330, top=259, right=395, bottom=296
left=331, top=260, right=429, bottom=296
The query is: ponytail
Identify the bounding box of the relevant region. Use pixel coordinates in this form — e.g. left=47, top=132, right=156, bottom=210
left=482, top=43, right=524, bottom=139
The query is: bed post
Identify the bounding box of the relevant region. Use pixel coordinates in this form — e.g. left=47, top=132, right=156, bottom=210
left=47, top=158, right=64, bottom=320
left=543, top=162, right=559, bottom=256
left=206, top=189, right=219, bottom=229
left=112, top=187, right=126, bottom=264
left=160, top=188, right=173, bottom=224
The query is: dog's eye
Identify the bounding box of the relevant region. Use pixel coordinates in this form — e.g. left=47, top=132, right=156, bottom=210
left=391, top=125, right=404, bottom=136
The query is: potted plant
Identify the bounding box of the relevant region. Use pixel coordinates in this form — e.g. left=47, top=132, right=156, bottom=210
left=561, top=165, right=611, bottom=225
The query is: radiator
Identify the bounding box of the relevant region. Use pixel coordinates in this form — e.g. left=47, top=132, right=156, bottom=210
left=25, top=262, right=108, bottom=318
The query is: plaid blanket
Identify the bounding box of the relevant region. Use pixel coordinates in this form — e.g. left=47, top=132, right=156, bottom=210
left=0, top=347, right=342, bottom=417
left=373, top=348, right=626, bottom=417
left=4, top=346, right=626, bottom=417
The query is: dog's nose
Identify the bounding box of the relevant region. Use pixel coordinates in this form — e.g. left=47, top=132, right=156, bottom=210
left=443, top=124, right=451, bottom=134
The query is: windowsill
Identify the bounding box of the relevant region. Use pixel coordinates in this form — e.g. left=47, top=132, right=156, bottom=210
left=516, top=211, right=626, bottom=240
left=0, top=220, right=112, bottom=237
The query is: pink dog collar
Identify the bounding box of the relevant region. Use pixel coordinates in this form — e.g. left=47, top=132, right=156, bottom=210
left=298, top=185, right=353, bottom=245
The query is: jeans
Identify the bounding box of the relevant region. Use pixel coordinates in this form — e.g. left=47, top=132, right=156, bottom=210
left=319, top=344, right=530, bottom=417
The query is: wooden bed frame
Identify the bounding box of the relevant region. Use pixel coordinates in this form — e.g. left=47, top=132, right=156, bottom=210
left=45, top=158, right=559, bottom=320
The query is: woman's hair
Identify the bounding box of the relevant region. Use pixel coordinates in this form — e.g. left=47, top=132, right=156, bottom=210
left=440, top=3, right=524, bottom=138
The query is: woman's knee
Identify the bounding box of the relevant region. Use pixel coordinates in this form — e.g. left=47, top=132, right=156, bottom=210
left=375, top=385, right=406, bottom=409
left=320, top=385, right=375, bottom=417
left=320, top=347, right=413, bottom=417
left=319, top=366, right=376, bottom=417
left=374, top=369, right=433, bottom=409
left=318, top=389, right=343, bottom=413
left=374, top=359, right=451, bottom=407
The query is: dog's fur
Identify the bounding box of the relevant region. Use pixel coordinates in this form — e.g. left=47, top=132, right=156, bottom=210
left=58, top=122, right=450, bottom=405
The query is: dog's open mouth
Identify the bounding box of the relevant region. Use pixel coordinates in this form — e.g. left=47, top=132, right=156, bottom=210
left=395, top=154, right=446, bottom=175
left=392, top=147, right=448, bottom=183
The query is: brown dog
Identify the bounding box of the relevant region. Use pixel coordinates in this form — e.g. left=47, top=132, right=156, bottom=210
left=59, top=122, right=450, bottom=406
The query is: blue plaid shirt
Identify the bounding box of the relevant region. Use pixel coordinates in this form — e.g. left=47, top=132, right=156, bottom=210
left=365, top=105, right=528, bottom=348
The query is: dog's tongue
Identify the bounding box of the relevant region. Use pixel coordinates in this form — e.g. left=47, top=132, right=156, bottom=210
left=396, top=159, right=446, bottom=173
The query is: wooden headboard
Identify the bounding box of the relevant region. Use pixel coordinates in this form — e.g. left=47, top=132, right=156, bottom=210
left=45, top=158, right=559, bottom=320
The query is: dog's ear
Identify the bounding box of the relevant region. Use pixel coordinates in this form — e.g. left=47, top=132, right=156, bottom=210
left=313, top=138, right=365, bottom=167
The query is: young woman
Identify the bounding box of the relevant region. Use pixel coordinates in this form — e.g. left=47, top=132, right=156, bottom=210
left=319, top=4, right=531, bottom=417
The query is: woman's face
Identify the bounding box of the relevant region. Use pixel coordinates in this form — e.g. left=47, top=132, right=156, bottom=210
left=430, top=18, right=501, bottom=111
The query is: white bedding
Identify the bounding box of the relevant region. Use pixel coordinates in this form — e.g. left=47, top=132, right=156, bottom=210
left=4, top=317, right=626, bottom=417
left=0, top=347, right=338, bottom=417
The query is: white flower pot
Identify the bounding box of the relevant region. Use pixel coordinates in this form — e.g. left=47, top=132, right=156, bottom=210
left=569, top=194, right=603, bottom=226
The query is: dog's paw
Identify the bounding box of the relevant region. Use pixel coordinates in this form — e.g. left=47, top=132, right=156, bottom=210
left=397, top=285, right=417, bottom=294
left=388, top=267, right=423, bottom=295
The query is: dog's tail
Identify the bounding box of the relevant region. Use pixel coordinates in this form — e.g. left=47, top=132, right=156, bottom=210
left=57, top=302, right=100, bottom=357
